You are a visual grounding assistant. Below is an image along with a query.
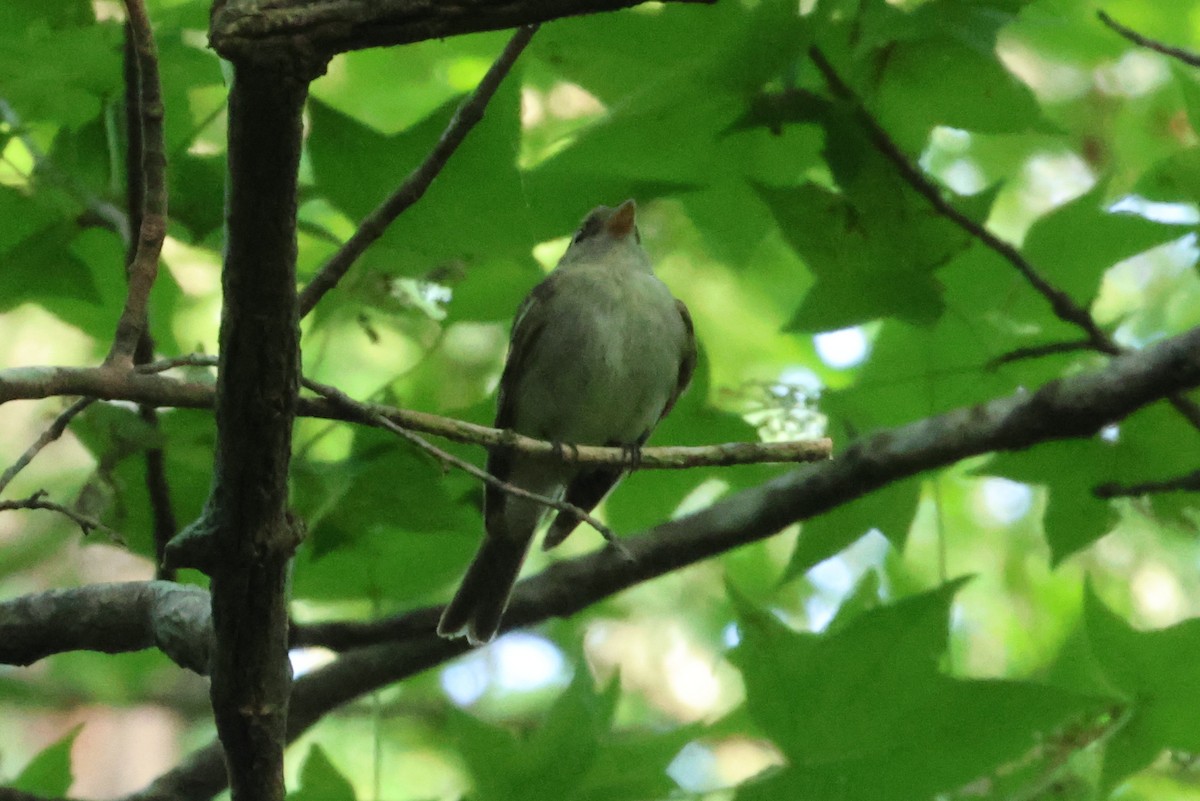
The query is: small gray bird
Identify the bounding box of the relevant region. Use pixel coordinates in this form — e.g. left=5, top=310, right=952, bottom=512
left=437, top=200, right=696, bottom=646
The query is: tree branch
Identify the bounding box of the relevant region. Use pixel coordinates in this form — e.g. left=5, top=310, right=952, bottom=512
left=297, top=24, right=538, bottom=317
left=985, top=340, right=1097, bottom=370
left=0, top=581, right=210, bottom=673
left=1098, top=10, right=1200, bottom=68
left=187, top=61, right=308, bottom=801
left=0, top=491, right=123, bottom=545
left=107, top=0, right=168, bottom=367
left=0, top=398, right=95, bottom=496
left=0, top=362, right=832, bottom=468
left=132, top=322, right=1200, bottom=801
left=123, top=20, right=179, bottom=581
left=208, top=0, right=714, bottom=62
left=808, top=46, right=1113, bottom=353
left=1094, top=469, right=1200, bottom=499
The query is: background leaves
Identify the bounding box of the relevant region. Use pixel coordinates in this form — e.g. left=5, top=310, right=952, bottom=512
left=2, top=0, right=1200, bottom=798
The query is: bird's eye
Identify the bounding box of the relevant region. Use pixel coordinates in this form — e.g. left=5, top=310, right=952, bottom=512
left=571, top=213, right=602, bottom=245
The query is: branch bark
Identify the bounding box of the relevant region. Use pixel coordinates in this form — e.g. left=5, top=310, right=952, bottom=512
left=0, top=364, right=832, bottom=469
left=208, top=0, right=714, bottom=62
left=0, top=582, right=210, bottom=672
left=107, top=0, right=168, bottom=367
left=123, top=17, right=179, bottom=581
left=179, top=61, right=311, bottom=801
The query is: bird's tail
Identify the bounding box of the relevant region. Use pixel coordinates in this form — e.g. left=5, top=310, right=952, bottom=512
left=437, top=534, right=531, bottom=646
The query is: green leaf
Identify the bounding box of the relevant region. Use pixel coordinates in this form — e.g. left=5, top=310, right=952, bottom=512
left=170, top=153, right=227, bottom=240
left=0, top=221, right=99, bottom=309
left=1082, top=585, right=1200, bottom=789
left=449, top=669, right=629, bottom=801
left=72, top=403, right=214, bottom=560
left=306, top=85, right=533, bottom=276
left=757, top=182, right=947, bottom=329
left=0, top=19, right=120, bottom=127
left=290, top=445, right=480, bottom=603
left=1172, top=64, right=1200, bottom=141
left=530, top=0, right=808, bottom=107
left=730, top=581, right=1105, bottom=801
left=12, top=724, right=81, bottom=796
left=754, top=130, right=996, bottom=330
left=288, top=744, right=357, bottom=801
left=983, top=403, right=1200, bottom=562
left=871, top=26, right=1047, bottom=149
left=785, top=478, right=919, bottom=581
left=1022, top=181, right=1185, bottom=307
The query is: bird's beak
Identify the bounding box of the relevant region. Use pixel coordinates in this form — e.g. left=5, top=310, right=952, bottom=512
left=605, top=199, right=637, bottom=238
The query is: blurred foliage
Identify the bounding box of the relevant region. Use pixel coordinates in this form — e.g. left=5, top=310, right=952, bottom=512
left=2, top=0, right=1200, bottom=798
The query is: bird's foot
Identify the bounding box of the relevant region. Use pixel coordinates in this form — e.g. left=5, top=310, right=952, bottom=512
left=621, top=442, right=643, bottom=472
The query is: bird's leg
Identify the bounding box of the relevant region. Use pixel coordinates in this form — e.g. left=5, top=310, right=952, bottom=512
left=622, top=442, right=643, bottom=472
left=550, top=439, right=582, bottom=466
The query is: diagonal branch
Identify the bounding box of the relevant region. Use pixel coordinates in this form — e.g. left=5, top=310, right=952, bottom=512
left=1098, top=10, right=1200, bottom=68
left=0, top=398, right=95, bottom=497
left=297, top=24, right=538, bottom=317
left=808, top=47, right=1113, bottom=353
left=304, top=376, right=624, bottom=551
left=107, top=0, right=168, bottom=367
left=985, top=340, right=1096, bottom=371
left=134, top=322, right=1200, bottom=801
left=808, top=46, right=1200, bottom=432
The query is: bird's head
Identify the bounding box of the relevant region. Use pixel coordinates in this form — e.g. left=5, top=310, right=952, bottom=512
left=559, top=199, right=650, bottom=270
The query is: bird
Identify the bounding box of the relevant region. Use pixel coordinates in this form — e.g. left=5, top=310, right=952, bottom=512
left=436, top=199, right=696, bottom=646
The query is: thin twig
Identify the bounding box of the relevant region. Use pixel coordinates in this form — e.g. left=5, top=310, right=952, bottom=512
left=136, top=353, right=219, bottom=373
left=808, top=46, right=1116, bottom=355
left=297, top=24, right=538, bottom=317
left=986, top=340, right=1096, bottom=370
left=124, top=21, right=178, bottom=580
left=1094, top=469, right=1200, bottom=499
left=107, top=0, right=168, bottom=367
left=303, top=377, right=630, bottom=555
left=0, top=491, right=125, bottom=545
left=0, top=398, right=95, bottom=497
left=1098, top=11, right=1200, bottom=68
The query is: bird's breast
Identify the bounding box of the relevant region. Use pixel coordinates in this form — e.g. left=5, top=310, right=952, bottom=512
left=511, top=267, right=686, bottom=445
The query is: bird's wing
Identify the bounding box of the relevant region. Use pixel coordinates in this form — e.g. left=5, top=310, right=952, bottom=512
left=484, top=275, right=560, bottom=534
left=542, top=464, right=623, bottom=550
left=658, top=298, right=697, bottom=423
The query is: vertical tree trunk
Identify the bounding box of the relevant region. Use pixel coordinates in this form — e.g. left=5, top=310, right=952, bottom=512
left=207, top=63, right=307, bottom=801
